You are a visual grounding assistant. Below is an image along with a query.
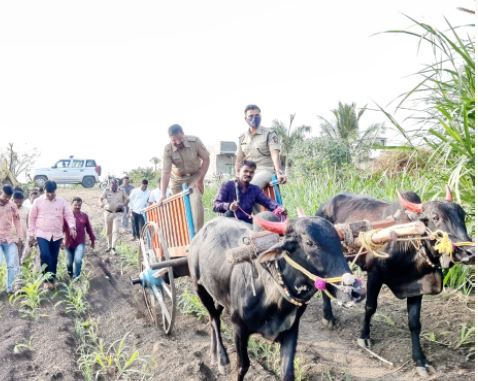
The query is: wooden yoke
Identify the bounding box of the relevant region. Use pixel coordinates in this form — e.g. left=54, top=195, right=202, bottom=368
left=335, top=219, right=426, bottom=249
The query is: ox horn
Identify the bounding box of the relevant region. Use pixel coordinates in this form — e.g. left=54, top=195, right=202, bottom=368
left=296, top=207, right=305, bottom=217
left=253, top=215, right=288, bottom=235
left=445, top=185, right=453, bottom=202
left=397, top=190, right=423, bottom=213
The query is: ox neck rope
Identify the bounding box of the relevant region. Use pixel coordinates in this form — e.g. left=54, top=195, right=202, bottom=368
left=267, top=259, right=311, bottom=307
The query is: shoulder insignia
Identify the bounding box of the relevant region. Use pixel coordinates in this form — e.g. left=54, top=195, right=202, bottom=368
left=186, top=136, right=198, bottom=142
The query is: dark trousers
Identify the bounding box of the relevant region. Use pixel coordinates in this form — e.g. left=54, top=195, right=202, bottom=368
left=37, top=237, right=62, bottom=282
left=131, top=212, right=145, bottom=239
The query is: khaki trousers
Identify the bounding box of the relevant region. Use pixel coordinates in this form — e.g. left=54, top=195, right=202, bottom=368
left=170, top=173, right=204, bottom=231
left=251, top=168, right=275, bottom=189
left=104, top=211, right=121, bottom=249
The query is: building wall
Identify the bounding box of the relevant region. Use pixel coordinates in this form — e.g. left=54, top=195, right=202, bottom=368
left=207, top=141, right=237, bottom=179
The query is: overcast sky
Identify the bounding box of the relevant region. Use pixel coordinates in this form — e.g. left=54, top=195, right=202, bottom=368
left=0, top=0, right=472, bottom=178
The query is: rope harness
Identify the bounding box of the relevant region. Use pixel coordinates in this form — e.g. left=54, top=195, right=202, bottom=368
left=342, top=221, right=474, bottom=267
left=282, top=253, right=352, bottom=300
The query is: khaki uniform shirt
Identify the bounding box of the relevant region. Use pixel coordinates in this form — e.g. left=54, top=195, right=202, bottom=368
left=236, top=126, right=281, bottom=170
left=162, top=136, right=210, bottom=179
left=100, top=189, right=128, bottom=213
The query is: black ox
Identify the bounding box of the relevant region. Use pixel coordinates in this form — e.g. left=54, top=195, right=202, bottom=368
left=316, top=190, right=474, bottom=376
left=188, top=213, right=365, bottom=381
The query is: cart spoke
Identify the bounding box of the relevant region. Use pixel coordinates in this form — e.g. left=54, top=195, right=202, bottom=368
left=151, top=284, right=172, bottom=324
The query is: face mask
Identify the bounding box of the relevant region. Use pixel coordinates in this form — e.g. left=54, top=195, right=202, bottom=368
left=248, top=115, right=261, bottom=129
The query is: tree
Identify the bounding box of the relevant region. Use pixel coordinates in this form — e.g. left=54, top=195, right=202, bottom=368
left=271, top=114, right=311, bottom=172
left=0, top=143, right=39, bottom=182
left=318, top=102, right=384, bottom=164
left=150, top=156, right=161, bottom=172
left=125, top=167, right=158, bottom=185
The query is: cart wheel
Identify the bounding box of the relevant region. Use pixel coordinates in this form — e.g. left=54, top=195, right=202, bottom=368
left=139, top=222, right=177, bottom=335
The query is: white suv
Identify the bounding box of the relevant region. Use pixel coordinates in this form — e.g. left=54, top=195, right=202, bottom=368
left=33, top=157, right=101, bottom=188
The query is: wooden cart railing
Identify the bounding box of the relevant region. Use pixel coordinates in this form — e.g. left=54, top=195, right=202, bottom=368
left=142, top=183, right=195, bottom=259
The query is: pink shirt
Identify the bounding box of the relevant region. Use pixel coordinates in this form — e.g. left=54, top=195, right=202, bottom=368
left=0, top=201, right=23, bottom=244
left=28, top=195, right=75, bottom=241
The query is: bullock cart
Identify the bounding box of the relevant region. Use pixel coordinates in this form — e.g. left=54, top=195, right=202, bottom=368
left=131, top=177, right=284, bottom=334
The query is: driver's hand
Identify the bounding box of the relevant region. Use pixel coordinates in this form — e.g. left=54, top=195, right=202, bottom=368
left=229, top=201, right=239, bottom=212
left=273, top=206, right=287, bottom=216
left=277, top=174, right=287, bottom=184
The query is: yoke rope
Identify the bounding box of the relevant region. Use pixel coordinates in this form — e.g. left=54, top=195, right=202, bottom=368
left=345, top=228, right=474, bottom=263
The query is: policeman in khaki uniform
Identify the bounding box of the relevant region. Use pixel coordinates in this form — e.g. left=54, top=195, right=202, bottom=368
left=159, top=124, right=210, bottom=230
left=99, top=179, right=128, bottom=254
left=235, top=104, right=287, bottom=189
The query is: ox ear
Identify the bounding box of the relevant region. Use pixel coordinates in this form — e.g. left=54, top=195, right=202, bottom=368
left=257, top=239, right=295, bottom=263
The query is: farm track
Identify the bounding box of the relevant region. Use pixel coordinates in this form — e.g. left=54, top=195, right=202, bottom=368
left=0, top=187, right=473, bottom=380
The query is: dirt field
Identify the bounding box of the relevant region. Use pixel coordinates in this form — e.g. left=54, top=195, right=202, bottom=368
left=0, top=187, right=474, bottom=381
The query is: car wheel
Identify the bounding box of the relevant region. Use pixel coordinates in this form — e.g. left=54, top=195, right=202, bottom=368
left=81, top=176, right=96, bottom=188
left=34, top=176, right=48, bottom=187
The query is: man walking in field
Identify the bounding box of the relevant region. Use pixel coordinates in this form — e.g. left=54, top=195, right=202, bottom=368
left=28, top=181, right=76, bottom=289
left=99, top=179, right=128, bottom=255
left=63, top=197, right=95, bottom=279
left=119, top=175, right=134, bottom=232
left=128, top=179, right=150, bottom=241
left=0, top=185, right=23, bottom=294
left=235, top=104, right=287, bottom=188
left=159, top=124, right=210, bottom=230
left=12, top=191, right=29, bottom=261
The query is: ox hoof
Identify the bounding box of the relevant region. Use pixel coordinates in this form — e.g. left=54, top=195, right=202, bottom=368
left=321, top=318, right=336, bottom=330
left=357, top=338, right=371, bottom=348
left=416, top=364, right=436, bottom=378
left=218, top=363, right=231, bottom=375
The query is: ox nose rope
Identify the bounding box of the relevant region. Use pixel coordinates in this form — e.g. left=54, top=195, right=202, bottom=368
left=429, top=230, right=474, bottom=254
left=282, top=253, right=349, bottom=300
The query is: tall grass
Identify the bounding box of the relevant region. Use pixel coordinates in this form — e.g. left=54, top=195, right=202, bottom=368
left=381, top=15, right=474, bottom=206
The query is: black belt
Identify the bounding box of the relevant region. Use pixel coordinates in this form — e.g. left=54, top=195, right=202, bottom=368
left=172, top=171, right=197, bottom=178
left=105, top=208, right=123, bottom=213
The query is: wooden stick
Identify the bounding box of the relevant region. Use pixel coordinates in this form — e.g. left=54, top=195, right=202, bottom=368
left=359, top=344, right=394, bottom=367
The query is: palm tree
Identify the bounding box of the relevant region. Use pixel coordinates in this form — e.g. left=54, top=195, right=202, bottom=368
left=150, top=156, right=161, bottom=172
left=271, top=114, right=311, bottom=173
left=318, top=102, right=384, bottom=163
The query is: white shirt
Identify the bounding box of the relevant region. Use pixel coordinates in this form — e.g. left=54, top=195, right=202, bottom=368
left=128, top=188, right=151, bottom=213
left=148, top=187, right=172, bottom=204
